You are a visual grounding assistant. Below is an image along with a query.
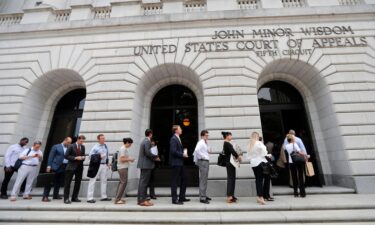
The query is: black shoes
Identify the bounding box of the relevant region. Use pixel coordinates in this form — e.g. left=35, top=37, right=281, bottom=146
left=87, top=199, right=96, bottom=203
left=72, top=198, right=81, bottom=202
left=172, top=200, right=183, bottom=205
left=150, top=196, right=157, bottom=200
left=100, top=198, right=112, bottom=201
left=206, top=197, right=212, bottom=201
left=180, top=198, right=191, bottom=202
left=64, top=200, right=71, bottom=204
left=53, top=196, right=63, bottom=200
left=200, top=199, right=210, bottom=204
left=0, top=195, right=8, bottom=199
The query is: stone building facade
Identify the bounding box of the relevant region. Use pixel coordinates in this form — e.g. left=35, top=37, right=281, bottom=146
left=0, top=0, right=374, bottom=196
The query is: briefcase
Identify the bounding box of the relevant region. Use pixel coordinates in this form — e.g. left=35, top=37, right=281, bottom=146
left=36, top=173, right=55, bottom=187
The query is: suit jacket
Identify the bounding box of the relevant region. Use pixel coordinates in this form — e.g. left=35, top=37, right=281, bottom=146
left=65, top=143, right=85, bottom=171
left=87, top=153, right=101, bottom=178
left=137, top=138, right=155, bottom=169
left=47, top=143, right=66, bottom=173
left=169, top=135, right=184, bottom=166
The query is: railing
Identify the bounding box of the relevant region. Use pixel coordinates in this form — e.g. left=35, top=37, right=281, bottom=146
left=54, top=10, right=71, bottom=22
left=93, top=7, right=111, bottom=19
left=238, top=0, right=259, bottom=9
left=339, top=0, right=362, bottom=5
left=184, top=1, right=207, bottom=13
left=282, top=0, right=306, bottom=8
left=143, top=4, right=163, bottom=15
left=0, top=14, right=23, bottom=25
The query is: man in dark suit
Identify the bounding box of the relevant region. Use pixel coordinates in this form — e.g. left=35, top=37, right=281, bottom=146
left=63, top=135, right=86, bottom=204
left=169, top=125, right=189, bottom=205
left=42, top=137, right=72, bottom=202
left=137, top=129, right=159, bottom=206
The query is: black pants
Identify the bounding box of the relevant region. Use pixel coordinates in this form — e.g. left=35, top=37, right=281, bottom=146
left=138, top=169, right=152, bottom=203
left=1, top=167, right=25, bottom=196
left=64, top=169, right=82, bottom=201
left=43, top=171, right=65, bottom=198
left=226, top=164, right=236, bottom=197
left=171, top=165, right=187, bottom=202
left=147, top=168, right=155, bottom=197
left=252, top=164, right=271, bottom=198
left=290, top=163, right=305, bottom=196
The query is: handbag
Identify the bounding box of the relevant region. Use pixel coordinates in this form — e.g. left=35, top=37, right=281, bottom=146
left=217, top=150, right=226, bottom=167
left=13, top=148, right=32, bottom=172
left=260, top=161, right=279, bottom=179
left=290, top=144, right=306, bottom=164
left=305, top=161, right=315, bottom=177
left=111, top=151, right=119, bottom=172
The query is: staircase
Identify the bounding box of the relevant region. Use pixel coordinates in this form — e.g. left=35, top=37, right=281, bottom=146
left=0, top=188, right=374, bottom=224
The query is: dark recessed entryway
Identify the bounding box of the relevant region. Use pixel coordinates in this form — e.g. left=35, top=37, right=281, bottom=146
left=39, top=89, right=86, bottom=173
left=150, top=85, right=199, bottom=187
left=258, top=81, right=323, bottom=187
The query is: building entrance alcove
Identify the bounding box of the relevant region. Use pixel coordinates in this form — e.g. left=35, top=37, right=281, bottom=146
left=150, top=85, right=199, bottom=187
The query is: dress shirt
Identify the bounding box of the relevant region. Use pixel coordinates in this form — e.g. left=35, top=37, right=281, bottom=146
left=90, top=143, right=108, bottom=164
left=20, top=148, right=43, bottom=166
left=248, top=141, right=268, bottom=167
left=62, top=143, right=68, bottom=164
left=193, top=139, right=210, bottom=162
left=4, top=144, right=25, bottom=168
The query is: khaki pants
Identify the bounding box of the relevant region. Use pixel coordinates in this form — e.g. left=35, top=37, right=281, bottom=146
left=115, top=168, right=128, bottom=201
left=11, top=165, right=38, bottom=197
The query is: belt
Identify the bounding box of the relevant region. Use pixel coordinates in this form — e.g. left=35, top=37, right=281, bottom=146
left=198, top=159, right=209, bottom=162
left=22, top=164, right=37, bottom=167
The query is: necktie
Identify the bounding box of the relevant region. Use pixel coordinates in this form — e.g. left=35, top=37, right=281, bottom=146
left=77, top=145, right=81, bottom=156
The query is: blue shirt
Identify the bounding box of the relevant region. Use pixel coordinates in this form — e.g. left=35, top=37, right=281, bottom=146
left=89, top=143, right=108, bottom=164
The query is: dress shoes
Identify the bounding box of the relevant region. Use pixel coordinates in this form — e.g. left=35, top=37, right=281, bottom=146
left=53, top=196, right=63, bottom=200
left=179, top=198, right=190, bottom=202
left=139, top=201, right=153, bottom=206
left=0, top=195, right=8, bottom=199
left=42, top=197, right=51, bottom=202
left=100, top=198, right=112, bottom=201
left=206, top=197, right=212, bottom=201
left=71, top=198, right=81, bottom=202
left=87, top=199, right=96, bottom=203
left=23, top=196, right=32, bottom=200
left=64, top=200, right=71, bottom=204
left=150, top=196, right=157, bottom=200
left=200, top=199, right=210, bottom=204
left=172, top=200, right=183, bottom=205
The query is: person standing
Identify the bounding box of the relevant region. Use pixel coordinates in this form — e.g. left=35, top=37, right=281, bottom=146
left=87, top=134, right=111, bottom=203
left=137, top=129, right=159, bottom=206
left=222, top=131, right=240, bottom=203
left=193, top=130, right=211, bottom=204
left=285, top=134, right=307, bottom=197
left=169, top=125, right=189, bottom=205
left=283, top=129, right=306, bottom=152
left=10, top=141, right=43, bottom=201
left=147, top=139, right=158, bottom=200
left=64, top=135, right=86, bottom=204
left=1, top=137, right=29, bottom=199
left=114, top=138, right=135, bottom=204
left=42, top=137, right=72, bottom=202
left=248, top=132, right=269, bottom=205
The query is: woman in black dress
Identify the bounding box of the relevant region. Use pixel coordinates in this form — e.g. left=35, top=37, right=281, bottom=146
left=222, top=131, right=240, bottom=203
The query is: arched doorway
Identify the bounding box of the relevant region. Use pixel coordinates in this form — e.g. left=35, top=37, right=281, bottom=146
left=258, top=81, right=322, bottom=187
left=150, top=85, right=199, bottom=187
left=40, top=89, right=86, bottom=172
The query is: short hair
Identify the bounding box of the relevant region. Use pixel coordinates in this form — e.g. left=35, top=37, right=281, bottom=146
left=123, top=138, right=133, bottom=144
left=97, top=134, right=105, bottom=140
left=33, top=140, right=42, bottom=146
left=200, top=130, right=209, bottom=137
left=77, top=135, right=86, bottom=140
left=288, top=130, right=296, bottom=135
left=221, top=131, right=232, bottom=139
left=20, top=137, right=29, bottom=142
left=145, top=129, right=153, bottom=137
left=172, top=125, right=180, bottom=133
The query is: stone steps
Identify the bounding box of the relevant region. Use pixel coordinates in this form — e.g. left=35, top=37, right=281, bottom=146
left=0, top=194, right=374, bottom=224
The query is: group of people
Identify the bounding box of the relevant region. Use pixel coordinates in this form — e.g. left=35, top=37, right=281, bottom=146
left=1, top=125, right=309, bottom=206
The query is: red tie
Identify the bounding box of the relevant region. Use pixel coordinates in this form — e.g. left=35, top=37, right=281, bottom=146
left=77, top=144, right=81, bottom=156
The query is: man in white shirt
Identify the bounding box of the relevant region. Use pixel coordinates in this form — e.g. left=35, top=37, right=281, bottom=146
left=87, top=134, right=111, bottom=203
left=193, top=130, right=211, bottom=204
left=1, top=137, right=29, bottom=199
left=10, top=141, right=43, bottom=201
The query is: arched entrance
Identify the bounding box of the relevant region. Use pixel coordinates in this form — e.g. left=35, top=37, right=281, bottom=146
left=258, top=81, right=322, bottom=186
left=40, top=88, right=86, bottom=172
left=150, top=85, right=199, bottom=187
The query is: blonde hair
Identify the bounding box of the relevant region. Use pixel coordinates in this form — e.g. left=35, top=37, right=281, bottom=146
left=248, top=132, right=260, bottom=153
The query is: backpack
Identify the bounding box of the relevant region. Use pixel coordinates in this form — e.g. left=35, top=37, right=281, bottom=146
left=111, top=151, right=119, bottom=172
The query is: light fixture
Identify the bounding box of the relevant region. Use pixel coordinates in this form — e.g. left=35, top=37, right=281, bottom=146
left=183, top=118, right=190, bottom=127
